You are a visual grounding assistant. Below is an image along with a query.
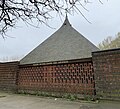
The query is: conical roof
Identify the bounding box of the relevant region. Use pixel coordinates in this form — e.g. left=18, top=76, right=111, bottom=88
left=20, top=16, right=99, bottom=65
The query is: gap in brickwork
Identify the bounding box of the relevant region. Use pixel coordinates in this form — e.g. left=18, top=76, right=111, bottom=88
left=18, top=60, right=95, bottom=96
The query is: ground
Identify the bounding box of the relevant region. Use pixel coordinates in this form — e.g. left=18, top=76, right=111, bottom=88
left=0, top=92, right=120, bottom=109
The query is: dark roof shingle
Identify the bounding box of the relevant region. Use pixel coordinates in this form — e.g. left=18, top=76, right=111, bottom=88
left=20, top=16, right=99, bottom=65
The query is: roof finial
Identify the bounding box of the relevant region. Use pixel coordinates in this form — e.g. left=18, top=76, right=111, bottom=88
left=63, top=12, right=71, bottom=26
left=65, top=9, right=68, bottom=17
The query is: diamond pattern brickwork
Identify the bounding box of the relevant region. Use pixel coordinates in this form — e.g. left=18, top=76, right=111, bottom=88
left=18, top=59, right=95, bottom=95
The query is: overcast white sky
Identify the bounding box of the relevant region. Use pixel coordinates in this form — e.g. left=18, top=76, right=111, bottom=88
left=0, top=0, right=120, bottom=61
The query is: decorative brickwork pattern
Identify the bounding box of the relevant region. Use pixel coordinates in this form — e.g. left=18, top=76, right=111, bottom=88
left=0, top=48, right=119, bottom=100
left=18, top=59, right=95, bottom=95
left=92, top=48, right=120, bottom=100
left=0, top=61, right=19, bottom=91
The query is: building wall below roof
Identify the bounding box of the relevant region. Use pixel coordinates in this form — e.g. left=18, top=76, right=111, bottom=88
left=18, top=58, right=95, bottom=96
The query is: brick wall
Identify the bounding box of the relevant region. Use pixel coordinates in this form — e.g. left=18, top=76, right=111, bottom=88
left=0, top=61, right=19, bottom=92
left=92, top=48, right=120, bottom=100
left=18, top=58, right=95, bottom=96
left=0, top=48, right=119, bottom=100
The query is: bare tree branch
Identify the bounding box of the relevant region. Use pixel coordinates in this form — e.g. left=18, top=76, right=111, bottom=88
left=0, top=0, right=105, bottom=38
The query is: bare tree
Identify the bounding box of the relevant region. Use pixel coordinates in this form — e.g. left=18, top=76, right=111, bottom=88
left=0, top=0, right=103, bottom=38
left=98, top=32, right=120, bottom=50
left=0, top=55, right=24, bottom=62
